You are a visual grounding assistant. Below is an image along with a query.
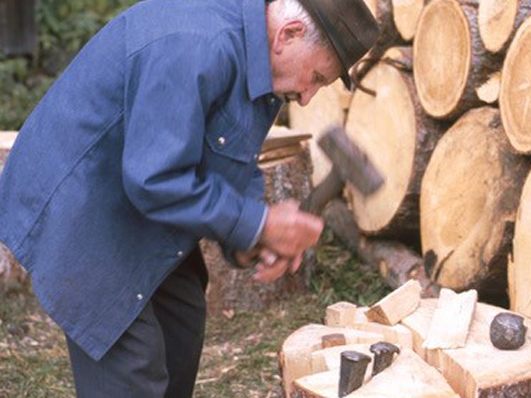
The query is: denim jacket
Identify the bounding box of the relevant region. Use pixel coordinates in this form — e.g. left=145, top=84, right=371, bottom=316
left=0, top=0, right=281, bottom=360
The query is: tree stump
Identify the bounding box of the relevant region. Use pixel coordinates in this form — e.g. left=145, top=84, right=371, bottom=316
left=203, top=134, right=314, bottom=316
left=345, top=47, right=445, bottom=241
left=420, top=107, right=530, bottom=304
left=414, top=0, right=503, bottom=120
left=499, top=17, right=531, bottom=153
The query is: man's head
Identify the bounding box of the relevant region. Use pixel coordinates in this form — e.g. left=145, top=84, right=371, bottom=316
left=266, top=0, right=379, bottom=105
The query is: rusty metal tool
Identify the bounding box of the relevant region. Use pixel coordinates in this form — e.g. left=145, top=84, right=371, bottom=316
left=369, top=341, right=400, bottom=376
left=338, top=350, right=372, bottom=397
left=300, top=124, right=384, bottom=215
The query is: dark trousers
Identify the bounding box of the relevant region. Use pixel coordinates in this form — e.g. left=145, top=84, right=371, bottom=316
left=66, top=247, right=209, bottom=398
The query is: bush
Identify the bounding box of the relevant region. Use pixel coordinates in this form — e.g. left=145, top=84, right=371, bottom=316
left=0, top=0, right=136, bottom=130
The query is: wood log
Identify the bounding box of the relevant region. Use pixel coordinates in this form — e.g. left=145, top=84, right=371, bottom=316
left=423, top=288, right=477, bottom=349
left=289, top=80, right=349, bottom=185
left=280, top=324, right=385, bottom=398
left=478, top=0, right=531, bottom=54
left=508, top=170, right=531, bottom=318
left=293, top=347, right=459, bottom=398
left=391, top=0, right=425, bottom=42
left=420, top=107, right=530, bottom=305
left=325, top=302, right=358, bottom=327
left=365, top=280, right=421, bottom=325
left=345, top=47, right=446, bottom=240
left=499, top=17, right=531, bottom=153
left=0, top=132, right=27, bottom=292
left=402, top=299, right=531, bottom=398
left=414, top=0, right=503, bottom=120
left=323, top=199, right=439, bottom=298
left=203, top=138, right=313, bottom=316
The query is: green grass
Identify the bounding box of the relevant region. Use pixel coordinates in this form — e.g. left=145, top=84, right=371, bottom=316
left=0, top=232, right=389, bottom=397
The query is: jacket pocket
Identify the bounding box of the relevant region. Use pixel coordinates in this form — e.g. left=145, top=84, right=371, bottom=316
left=204, top=109, right=254, bottom=164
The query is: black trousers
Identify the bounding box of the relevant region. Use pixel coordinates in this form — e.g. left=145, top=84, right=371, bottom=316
left=66, top=247, right=208, bottom=398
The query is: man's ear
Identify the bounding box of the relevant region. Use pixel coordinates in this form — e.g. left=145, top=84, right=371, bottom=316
left=272, top=20, right=306, bottom=54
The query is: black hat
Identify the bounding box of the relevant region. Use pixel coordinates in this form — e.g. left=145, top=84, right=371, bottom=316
left=298, top=0, right=380, bottom=90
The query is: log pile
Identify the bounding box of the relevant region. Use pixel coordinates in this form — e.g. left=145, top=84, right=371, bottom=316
left=289, top=0, right=531, bottom=307
left=280, top=288, right=531, bottom=398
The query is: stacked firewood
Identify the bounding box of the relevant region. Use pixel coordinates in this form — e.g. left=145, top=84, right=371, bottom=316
left=290, top=0, right=531, bottom=312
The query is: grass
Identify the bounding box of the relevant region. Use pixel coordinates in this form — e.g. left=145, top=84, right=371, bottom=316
left=0, top=231, right=389, bottom=397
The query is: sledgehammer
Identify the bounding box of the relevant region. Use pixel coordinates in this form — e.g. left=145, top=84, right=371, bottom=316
left=300, top=125, right=384, bottom=215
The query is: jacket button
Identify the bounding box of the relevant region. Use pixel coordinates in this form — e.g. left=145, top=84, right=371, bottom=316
left=217, top=136, right=226, bottom=146
left=177, top=251, right=184, bottom=257
left=136, top=294, right=143, bottom=301
left=253, top=154, right=258, bottom=160
left=269, top=96, right=276, bottom=105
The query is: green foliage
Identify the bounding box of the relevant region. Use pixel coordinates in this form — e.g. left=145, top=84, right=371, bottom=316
left=312, top=228, right=391, bottom=307
left=0, top=0, right=136, bottom=130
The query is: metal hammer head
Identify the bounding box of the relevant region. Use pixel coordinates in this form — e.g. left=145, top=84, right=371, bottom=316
left=318, top=125, right=385, bottom=196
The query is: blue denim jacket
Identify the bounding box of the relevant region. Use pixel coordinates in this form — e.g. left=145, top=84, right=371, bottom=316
left=0, top=0, right=281, bottom=360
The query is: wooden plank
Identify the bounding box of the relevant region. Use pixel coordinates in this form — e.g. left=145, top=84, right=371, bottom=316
left=365, top=280, right=422, bottom=325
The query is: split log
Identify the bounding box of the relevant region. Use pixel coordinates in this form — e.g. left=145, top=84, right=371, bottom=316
left=478, top=0, right=531, bottom=54
left=280, top=324, right=384, bottom=398
left=499, top=17, right=531, bottom=153
left=365, top=279, right=421, bottom=325
left=324, top=304, right=414, bottom=349
left=293, top=347, right=459, bottom=398
left=402, top=299, right=531, bottom=398
left=345, top=47, right=446, bottom=240
left=289, top=80, right=349, bottom=185
left=0, top=132, right=27, bottom=292
left=508, top=170, right=531, bottom=318
left=203, top=135, right=313, bottom=315
left=423, top=288, right=477, bottom=349
left=420, top=107, right=530, bottom=305
left=414, top=0, right=503, bottom=120
left=323, top=199, right=439, bottom=297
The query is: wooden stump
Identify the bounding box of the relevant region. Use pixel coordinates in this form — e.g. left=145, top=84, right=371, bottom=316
left=289, top=80, right=350, bottom=185
left=204, top=136, right=314, bottom=316
left=414, top=0, right=503, bottom=120
left=508, top=169, right=531, bottom=318
left=499, top=17, right=531, bottom=153
left=478, top=0, right=531, bottom=54
left=420, top=107, right=530, bottom=303
left=345, top=47, right=445, bottom=241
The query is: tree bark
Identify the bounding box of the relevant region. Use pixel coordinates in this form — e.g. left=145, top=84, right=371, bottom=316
left=420, top=107, right=530, bottom=305
left=414, top=0, right=504, bottom=120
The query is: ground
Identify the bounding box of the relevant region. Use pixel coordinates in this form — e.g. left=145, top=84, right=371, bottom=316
left=0, top=231, right=389, bottom=397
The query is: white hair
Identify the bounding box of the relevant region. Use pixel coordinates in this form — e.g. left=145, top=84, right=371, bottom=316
left=270, top=0, right=330, bottom=48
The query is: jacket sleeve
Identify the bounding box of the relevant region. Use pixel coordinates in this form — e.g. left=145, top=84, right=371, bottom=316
left=122, top=34, right=266, bottom=251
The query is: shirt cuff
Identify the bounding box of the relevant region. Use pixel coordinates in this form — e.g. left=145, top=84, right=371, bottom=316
left=248, top=205, right=268, bottom=249
left=224, top=198, right=267, bottom=251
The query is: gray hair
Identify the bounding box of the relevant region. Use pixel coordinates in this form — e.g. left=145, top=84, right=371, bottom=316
left=270, top=0, right=330, bottom=48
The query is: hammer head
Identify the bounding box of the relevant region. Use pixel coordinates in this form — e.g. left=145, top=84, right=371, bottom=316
left=318, top=125, right=384, bottom=196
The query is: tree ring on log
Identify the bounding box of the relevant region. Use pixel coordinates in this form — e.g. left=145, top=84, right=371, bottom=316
left=414, top=0, right=471, bottom=119
left=500, top=18, right=531, bottom=153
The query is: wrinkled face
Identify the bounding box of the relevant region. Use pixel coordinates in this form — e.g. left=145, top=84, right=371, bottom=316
left=269, top=20, right=342, bottom=106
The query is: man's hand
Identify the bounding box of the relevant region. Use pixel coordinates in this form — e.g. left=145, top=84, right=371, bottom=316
left=252, top=248, right=303, bottom=283
left=259, top=199, right=324, bottom=258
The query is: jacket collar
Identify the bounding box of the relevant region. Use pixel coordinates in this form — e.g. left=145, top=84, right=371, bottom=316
left=242, top=0, right=275, bottom=101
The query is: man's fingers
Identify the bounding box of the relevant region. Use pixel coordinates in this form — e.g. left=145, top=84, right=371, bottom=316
left=289, top=253, right=303, bottom=274
left=252, top=257, right=289, bottom=283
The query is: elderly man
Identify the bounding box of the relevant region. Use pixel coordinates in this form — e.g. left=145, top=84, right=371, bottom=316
left=0, top=0, right=378, bottom=396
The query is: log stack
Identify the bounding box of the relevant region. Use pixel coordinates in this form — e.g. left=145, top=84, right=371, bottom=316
left=288, top=0, right=531, bottom=307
